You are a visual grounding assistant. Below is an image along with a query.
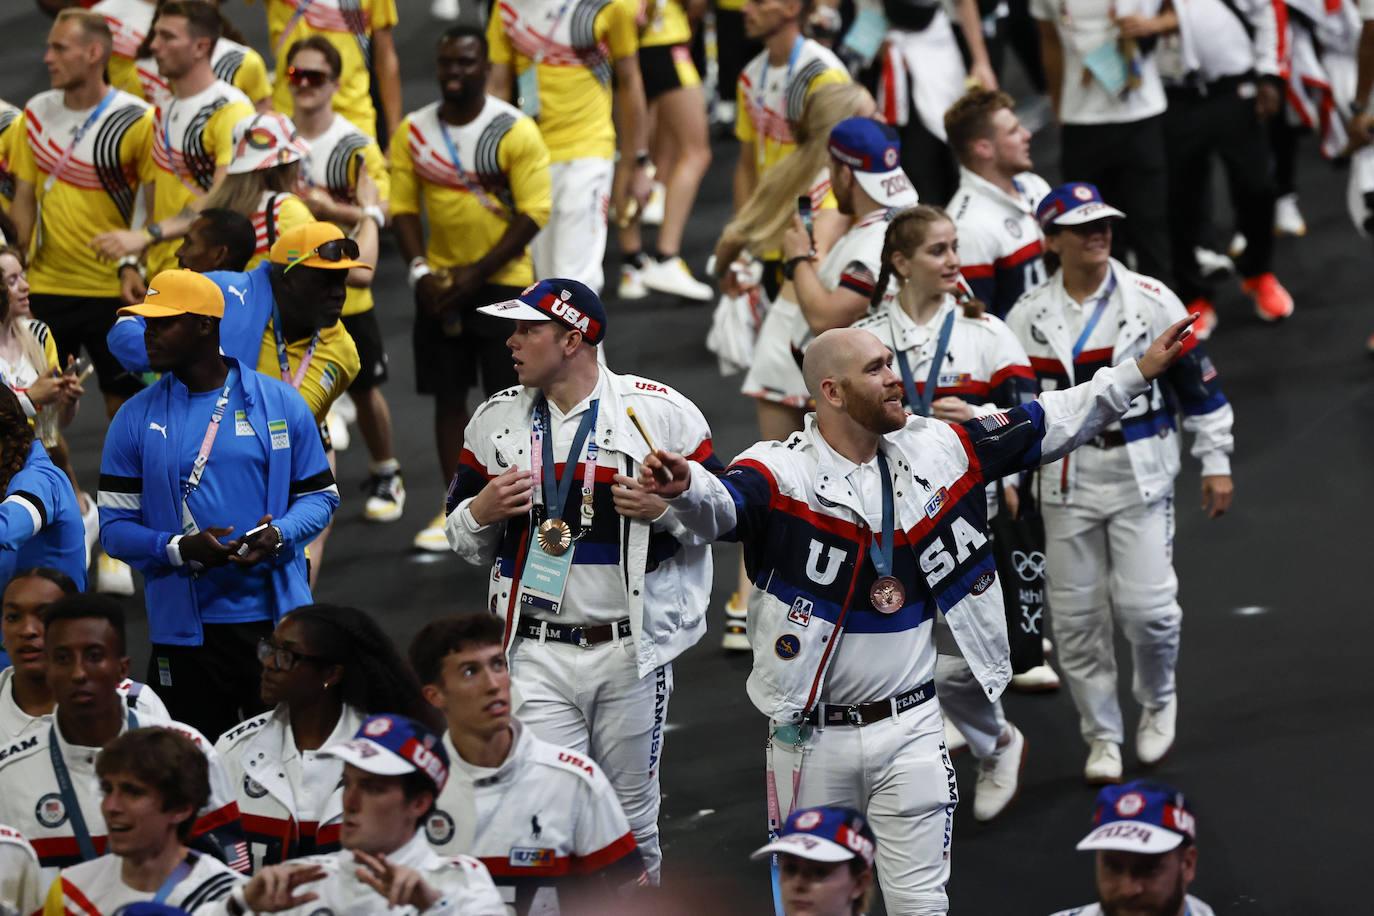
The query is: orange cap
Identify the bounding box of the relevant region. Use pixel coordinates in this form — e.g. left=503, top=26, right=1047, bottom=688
left=269, top=222, right=370, bottom=271
left=118, top=270, right=225, bottom=319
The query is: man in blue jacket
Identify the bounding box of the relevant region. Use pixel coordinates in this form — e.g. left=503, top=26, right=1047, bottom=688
left=96, top=270, right=339, bottom=740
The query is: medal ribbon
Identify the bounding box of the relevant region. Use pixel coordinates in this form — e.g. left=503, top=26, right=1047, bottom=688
left=865, top=451, right=896, bottom=581
left=1071, top=270, right=1118, bottom=361
left=534, top=397, right=600, bottom=525
left=48, top=708, right=138, bottom=862
left=894, top=307, right=956, bottom=417
left=271, top=301, right=320, bottom=390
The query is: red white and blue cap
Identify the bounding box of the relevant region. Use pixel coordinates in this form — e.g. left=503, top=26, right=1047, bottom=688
left=1035, top=182, right=1126, bottom=230
left=827, top=117, right=920, bottom=209
left=476, top=278, right=607, bottom=344
left=750, top=806, right=876, bottom=866
left=319, top=714, right=450, bottom=794
left=1077, top=781, right=1197, bottom=854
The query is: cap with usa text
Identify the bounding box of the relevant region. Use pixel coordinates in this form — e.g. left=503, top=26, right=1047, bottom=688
left=750, top=806, right=877, bottom=866
left=477, top=278, right=608, bottom=344
left=1077, top=780, right=1197, bottom=855
left=319, top=714, right=450, bottom=795
left=1036, top=182, right=1126, bottom=230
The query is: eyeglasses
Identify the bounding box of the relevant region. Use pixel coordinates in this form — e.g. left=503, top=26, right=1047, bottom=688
left=282, top=237, right=360, bottom=274
left=286, top=66, right=331, bottom=88
left=256, top=637, right=328, bottom=671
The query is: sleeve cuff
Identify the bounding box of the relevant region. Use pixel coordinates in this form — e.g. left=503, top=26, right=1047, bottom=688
left=459, top=503, right=487, bottom=533
left=15, top=392, right=36, bottom=419
left=166, top=535, right=184, bottom=567
left=1200, top=453, right=1232, bottom=478
left=1113, top=359, right=1149, bottom=398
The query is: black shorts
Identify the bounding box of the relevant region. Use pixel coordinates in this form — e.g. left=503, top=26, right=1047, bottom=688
left=342, top=308, right=389, bottom=392
left=639, top=43, right=701, bottom=102
left=28, top=293, right=145, bottom=398
left=413, top=283, right=520, bottom=402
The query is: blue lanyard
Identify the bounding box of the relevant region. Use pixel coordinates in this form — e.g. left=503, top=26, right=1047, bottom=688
left=755, top=34, right=804, bottom=152
left=434, top=110, right=505, bottom=216
left=44, top=88, right=117, bottom=195
left=894, top=308, right=956, bottom=417
left=864, top=452, right=896, bottom=579
left=152, top=858, right=193, bottom=904
left=537, top=397, right=599, bottom=523
left=48, top=708, right=138, bottom=862
left=1071, top=271, right=1117, bottom=360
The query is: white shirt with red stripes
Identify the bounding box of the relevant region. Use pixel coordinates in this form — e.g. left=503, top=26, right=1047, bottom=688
left=43, top=849, right=242, bottom=915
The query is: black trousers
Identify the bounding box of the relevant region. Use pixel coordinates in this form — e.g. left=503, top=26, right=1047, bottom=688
left=1164, top=82, right=1277, bottom=302
left=898, top=112, right=960, bottom=206
left=149, top=620, right=273, bottom=739
left=1060, top=115, right=1172, bottom=286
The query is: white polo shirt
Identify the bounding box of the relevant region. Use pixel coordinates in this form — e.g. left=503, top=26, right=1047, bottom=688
left=1031, top=0, right=1167, bottom=124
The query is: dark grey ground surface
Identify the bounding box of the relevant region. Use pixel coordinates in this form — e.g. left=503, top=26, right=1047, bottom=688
left=5, top=2, right=1371, bottom=912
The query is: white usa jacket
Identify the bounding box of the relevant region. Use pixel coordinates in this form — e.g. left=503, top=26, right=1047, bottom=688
left=444, top=369, right=721, bottom=678
left=669, top=360, right=1153, bottom=719
left=1005, top=259, right=1234, bottom=505
left=0, top=666, right=168, bottom=744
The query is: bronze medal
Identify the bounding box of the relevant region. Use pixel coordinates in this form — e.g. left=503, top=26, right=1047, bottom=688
left=537, top=518, right=572, bottom=556
left=869, top=575, right=905, bottom=614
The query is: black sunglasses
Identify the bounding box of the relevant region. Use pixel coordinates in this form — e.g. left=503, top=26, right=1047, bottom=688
left=282, top=237, right=360, bottom=274
left=286, top=66, right=331, bottom=88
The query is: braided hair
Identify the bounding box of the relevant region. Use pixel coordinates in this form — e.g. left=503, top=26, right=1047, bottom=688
left=284, top=604, right=440, bottom=730
left=0, top=384, right=34, bottom=496
left=870, top=205, right=985, bottom=319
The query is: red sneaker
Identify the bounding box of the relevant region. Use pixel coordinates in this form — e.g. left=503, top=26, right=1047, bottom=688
left=1185, top=298, right=1218, bottom=341
left=1242, top=272, right=1294, bottom=322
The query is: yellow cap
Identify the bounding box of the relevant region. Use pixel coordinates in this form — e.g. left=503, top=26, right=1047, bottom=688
left=118, top=270, right=225, bottom=319
left=268, top=222, right=370, bottom=271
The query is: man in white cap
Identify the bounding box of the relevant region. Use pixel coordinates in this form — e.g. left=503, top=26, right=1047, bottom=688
left=782, top=117, right=921, bottom=338
left=1052, top=779, right=1213, bottom=916
left=750, top=805, right=876, bottom=916
left=216, top=713, right=504, bottom=916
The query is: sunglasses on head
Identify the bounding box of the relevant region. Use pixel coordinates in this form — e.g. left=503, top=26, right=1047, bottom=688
left=286, top=66, right=331, bottom=88
left=283, top=237, right=360, bottom=274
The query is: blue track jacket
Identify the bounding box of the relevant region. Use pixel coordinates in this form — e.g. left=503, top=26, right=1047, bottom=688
left=0, top=441, right=86, bottom=590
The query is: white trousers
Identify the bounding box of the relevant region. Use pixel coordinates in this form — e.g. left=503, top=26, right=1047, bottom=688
left=769, top=702, right=955, bottom=915
left=530, top=157, right=614, bottom=295
left=1043, top=445, right=1182, bottom=745
left=933, top=616, right=1006, bottom=759
left=510, top=638, right=672, bottom=882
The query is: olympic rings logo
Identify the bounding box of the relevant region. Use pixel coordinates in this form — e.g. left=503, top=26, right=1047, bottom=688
left=1012, top=550, right=1046, bottom=581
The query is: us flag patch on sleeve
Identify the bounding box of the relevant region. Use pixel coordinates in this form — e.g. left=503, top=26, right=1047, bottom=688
left=978, top=413, right=1010, bottom=431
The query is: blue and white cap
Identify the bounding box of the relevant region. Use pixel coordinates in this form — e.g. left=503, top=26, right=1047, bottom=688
left=750, top=806, right=876, bottom=866
left=827, top=118, right=919, bottom=209
left=319, top=714, right=450, bottom=795
left=1035, top=182, right=1126, bottom=230
left=1077, top=780, right=1197, bottom=855
left=477, top=278, right=607, bottom=344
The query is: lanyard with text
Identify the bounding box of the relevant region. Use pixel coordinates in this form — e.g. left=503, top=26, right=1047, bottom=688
left=48, top=708, right=139, bottom=862
left=1071, top=270, right=1118, bottom=361
left=894, top=308, right=955, bottom=417
left=530, top=397, right=599, bottom=554
left=865, top=452, right=905, bottom=614
left=271, top=302, right=320, bottom=390
left=755, top=35, right=804, bottom=170
left=43, top=88, right=117, bottom=196
left=434, top=110, right=508, bottom=218
left=153, top=859, right=193, bottom=904
left=182, top=370, right=237, bottom=535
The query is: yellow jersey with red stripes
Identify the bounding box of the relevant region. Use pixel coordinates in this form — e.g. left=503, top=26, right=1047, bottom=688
left=267, top=0, right=399, bottom=138
left=10, top=88, right=154, bottom=297
left=487, top=0, right=641, bottom=162
left=41, top=849, right=241, bottom=915
left=735, top=38, right=849, bottom=177
left=133, top=40, right=273, bottom=111
left=244, top=191, right=315, bottom=271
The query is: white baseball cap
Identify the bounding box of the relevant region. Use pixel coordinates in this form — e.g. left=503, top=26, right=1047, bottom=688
left=227, top=112, right=310, bottom=176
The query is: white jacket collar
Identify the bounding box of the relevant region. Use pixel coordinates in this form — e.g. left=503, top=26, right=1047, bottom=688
left=957, top=166, right=1037, bottom=215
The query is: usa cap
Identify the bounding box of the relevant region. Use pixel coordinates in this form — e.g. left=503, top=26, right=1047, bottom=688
left=827, top=118, right=919, bottom=209
left=750, top=806, right=876, bottom=866
left=477, top=278, right=608, bottom=344
left=227, top=112, right=310, bottom=176
left=319, top=714, right=450, bottom=795
left=1076, top=780, right=1196, bottom=855
left=1035, top=182, right=1126, bottom=230
left=118, top=269, right=225, bottom=319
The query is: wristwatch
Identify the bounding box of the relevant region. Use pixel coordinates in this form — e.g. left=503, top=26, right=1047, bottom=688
left=782, top=254, right=814, bottom=281
left=267, top=525, right=284, bottom=554
left=144, top=223, right=164, bottom=243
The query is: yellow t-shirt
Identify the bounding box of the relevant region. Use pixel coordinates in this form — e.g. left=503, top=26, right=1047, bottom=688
left=735, top=38, right=849, bottom=176
left=389, top=99, right=552, bottom=288
left=298, top=114, right=389, bottom=316
left=487, top=0, right=639, bottom=162
left=268, top=0, right=399, bottom=138
left=142, top=81, right=255, bottom=276
left=10, top=89, right=155, bottom=298
left=256, top=318, right=360, bottom=423
left=247, top=192, right=316, bottom=271
left=640, top=0, right=692, bottom=47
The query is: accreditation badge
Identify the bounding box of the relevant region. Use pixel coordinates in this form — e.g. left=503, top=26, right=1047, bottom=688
left=518, top=530, right=575, bottom=615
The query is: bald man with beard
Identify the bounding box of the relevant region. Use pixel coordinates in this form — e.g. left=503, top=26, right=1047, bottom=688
left=639, top=320, right=1195, bottom=914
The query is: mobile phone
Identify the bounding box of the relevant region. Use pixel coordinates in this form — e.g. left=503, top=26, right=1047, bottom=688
left=235, top=523, right=272, bottom=557
left=797, top=195, right=814, bottom=243
left=66, top=356, right=91, bottom=378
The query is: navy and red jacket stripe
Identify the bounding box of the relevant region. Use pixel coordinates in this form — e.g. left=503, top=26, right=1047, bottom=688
left=718, top=403, right=1051, bottom=631
left=960, top=239, right=1043, bottom=319
left=897, top=363, right=1036, bottom=411
left=478, top=833, right=641, bottom=916
left=241, top=812, right=341, bottom=866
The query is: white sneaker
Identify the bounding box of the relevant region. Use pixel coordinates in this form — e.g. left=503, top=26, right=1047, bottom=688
left=412, top=512, right=450, bottom=553
left=973, top=725, right=1026, bottom=821
left=325, top=403, right=350, bottom=452
left=363, top=471, right=406, bottom=523
left=1136, top=697, right=1177, bottom=766
left=430, top=0, right=460, bottom=19
left=640, top=256, right=714, bottom=302
left=96, top=553, right=135, bottom=597
left=1084, top=740, right=1123, bottom=785
left=1010, top=662, right=1061, bottom=692
left=1193, top=246, right=1233, bottom=277
left=618, top=264, right=648, bottom=301
left=711, top=99, right=736, bottom=127
left=943, top=716, right=968, bottom=757
left=641, top=182, right=666, bottom=226
left=80, top=493, right=99, bottom=569
left=721, top=592, right=750, bottom=651
left=1274, top=193, right=1307, bottom=237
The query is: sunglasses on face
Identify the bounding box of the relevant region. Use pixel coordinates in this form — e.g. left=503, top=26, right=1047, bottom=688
left=256, top=637, right=328, bottom=671
left=286, top=66, right=331, bottom=88
left=282, top=237, right=360, bottom=274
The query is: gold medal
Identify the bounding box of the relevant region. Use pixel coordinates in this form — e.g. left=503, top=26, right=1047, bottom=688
left=537, top=518, right=573, bottom=556
left=869, top=576, right=905, bottom=614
